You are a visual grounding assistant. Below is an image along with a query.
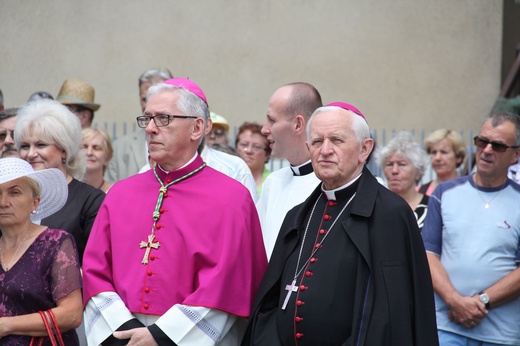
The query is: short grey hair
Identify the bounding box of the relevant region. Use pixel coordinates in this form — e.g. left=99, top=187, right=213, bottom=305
left=15, top=99, right=85, bottom=177
left=146, top=84, right=209, bottom=144
left=306, top=105, right=370, bottom=143
left=0, top=107, right=18, bottom=122
left=486, top=111, right=520, bottom=146
left=139, top=68, right=173, bottom=87
left=375, top=131, right=429, bottom=179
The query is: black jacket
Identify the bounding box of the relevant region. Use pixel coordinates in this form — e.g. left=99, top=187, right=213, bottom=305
left=243, top=168, right=439, bottom=346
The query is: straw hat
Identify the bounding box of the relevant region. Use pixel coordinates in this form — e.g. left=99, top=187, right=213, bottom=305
left=56, top=79, right=100, bottom=111
left=0, top=158, right=68, bottom=221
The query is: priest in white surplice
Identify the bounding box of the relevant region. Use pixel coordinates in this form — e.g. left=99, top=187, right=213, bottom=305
left=256, top=83, right=322, bottom=258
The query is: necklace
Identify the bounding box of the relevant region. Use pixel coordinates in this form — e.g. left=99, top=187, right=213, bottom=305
left=282, top=192, right=356, bottom=310
left=0, top=226, right=33, bottom=271
left=97, top=179, right=105, bottom=190
left=138, top=163, right=206, bottom=265
left=475, top=180, right=507, bottom=209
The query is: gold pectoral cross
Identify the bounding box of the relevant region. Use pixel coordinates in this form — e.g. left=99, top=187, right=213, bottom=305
left=139, top=234, right=160, bottom=265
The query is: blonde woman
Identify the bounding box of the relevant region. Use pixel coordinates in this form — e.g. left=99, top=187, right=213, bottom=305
left=81, top=128, right=113, bottom=193
left=419, top=129, right=466, bottom=196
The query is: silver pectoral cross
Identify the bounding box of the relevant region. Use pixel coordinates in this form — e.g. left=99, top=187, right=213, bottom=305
left=282, top=279, right=299, bottom=310
left=139, top=234, right=160, bottom=265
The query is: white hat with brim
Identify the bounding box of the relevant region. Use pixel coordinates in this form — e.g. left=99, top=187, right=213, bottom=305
left=0, top=158, right=68, bottom=221
left=209, top=112, right=229, bottom=131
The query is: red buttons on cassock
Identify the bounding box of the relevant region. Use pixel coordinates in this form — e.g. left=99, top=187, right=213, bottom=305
left=296, top=333, right=304, bottom=339
left=296, top=300, right=305, bottom=306
left=328, top=201, right=337, bottom=206
left=310, top=257, right=317, bottom=263
left=166, top=179, right=172, bottom=183
left=319, top=229, right=326, bottom=235
left=295, top=317, right=303, bottom=322
left=144, top=304, right=149, bottom=309
left=324, top=215, right=332, bottom=220
left=164, top=193, right=168, bottom=198
left=145, top=287, right=150, bottom=293
left=150, top=255, right=155, bottom=261
left=160, top=209, right=166, bottom=213
left=299, top=285, right=308, bottom=291
left=315, top=244, right=322, bottom=249
left=305, top=271, right=312, bottom=277
left=156, top=224, right=162, bottom=229
left=147, top=271, right=153, bottom=276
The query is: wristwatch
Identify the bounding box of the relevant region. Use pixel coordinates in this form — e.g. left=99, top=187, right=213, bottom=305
left=479, top=292, right=491, bottom=309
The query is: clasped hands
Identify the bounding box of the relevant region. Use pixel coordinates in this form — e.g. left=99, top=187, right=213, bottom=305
left=447, top=294, right=488, bottom=329
left=113, top=327, right=159, bottom=346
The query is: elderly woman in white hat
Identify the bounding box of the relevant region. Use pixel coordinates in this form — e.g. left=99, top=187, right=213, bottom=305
left=0, top=158, right=82, bottom=345
left=14, top=99, right=105, bottom=264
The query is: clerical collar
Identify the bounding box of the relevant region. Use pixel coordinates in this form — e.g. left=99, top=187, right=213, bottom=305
left=156, top=153, right=198, bottom=174
left=321, top=173, right=362, bottom=201
left=290, top=160, right=314, bottom=176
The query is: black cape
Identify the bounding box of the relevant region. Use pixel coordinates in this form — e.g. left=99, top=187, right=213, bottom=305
left=243, top=168, right=438, bottom=346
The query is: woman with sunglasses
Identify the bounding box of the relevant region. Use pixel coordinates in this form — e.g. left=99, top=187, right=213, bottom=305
left=419, top=129, right=467, bottom=196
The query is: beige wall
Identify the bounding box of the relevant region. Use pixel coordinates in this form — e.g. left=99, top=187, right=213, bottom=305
left=0, top=0, right=502, bottom=138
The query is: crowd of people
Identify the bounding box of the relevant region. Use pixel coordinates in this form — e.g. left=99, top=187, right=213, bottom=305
left=0, top=71, right=519, bottom=346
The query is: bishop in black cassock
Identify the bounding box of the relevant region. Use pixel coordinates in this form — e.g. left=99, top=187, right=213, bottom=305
left=242, top=102, right=438, bottom=346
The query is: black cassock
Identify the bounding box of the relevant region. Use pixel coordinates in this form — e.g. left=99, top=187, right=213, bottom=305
left=243, top=167, right=439, bottom=346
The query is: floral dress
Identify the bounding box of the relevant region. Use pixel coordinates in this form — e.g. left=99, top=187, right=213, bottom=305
left=0, top=228, right=82, bottom=346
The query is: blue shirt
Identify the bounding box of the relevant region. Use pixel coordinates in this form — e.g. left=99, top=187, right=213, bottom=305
left=422, top=175, right=520, bottom=345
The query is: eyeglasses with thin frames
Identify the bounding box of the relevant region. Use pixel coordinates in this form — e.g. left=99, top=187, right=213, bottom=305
left=237, top=142, right=268, bottom=153
left=473, top=136, right=520, bottom=153
left=136, top=113, right=198, bottom=128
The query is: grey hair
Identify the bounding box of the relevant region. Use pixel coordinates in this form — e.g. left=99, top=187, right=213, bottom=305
left=306, top=106, right=370, bottom=143
left=146, top=84, right=209, bottom=144
left=486, top=111, right=520, bottom=146
left=139, top=68, right=173, bottom=87
left=375, top=131, right=429, bottom=178
left=0, top=107, right=19, bottom=121
left=15, top=99, right=85, bottom=178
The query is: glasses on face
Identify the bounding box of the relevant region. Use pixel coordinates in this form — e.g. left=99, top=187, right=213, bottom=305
left=210, top=128, right=227, bottom=137
left=473, top=136, right=520, bottom=153
left=136, top=113, right=198, bottom=128
left=66, top=105, right=89, bottom=114
left=0, top=130, right=14, bottom=143
left=237, top=142, right=267, bottom=153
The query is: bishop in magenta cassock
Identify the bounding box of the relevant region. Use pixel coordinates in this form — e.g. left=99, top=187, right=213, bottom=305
left=82, top=78, right=267, bottom=346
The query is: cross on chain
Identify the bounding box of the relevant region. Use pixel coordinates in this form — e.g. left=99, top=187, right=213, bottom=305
left=282, top=279, right=299, bottom=310
left=139, top=234, right=160, bottom=264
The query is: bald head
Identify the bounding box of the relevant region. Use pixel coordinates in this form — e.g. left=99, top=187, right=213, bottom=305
left=280, top=82, right=322, bottom=120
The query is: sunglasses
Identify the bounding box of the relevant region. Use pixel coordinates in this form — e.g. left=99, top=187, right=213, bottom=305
left=473, top=136, right=520, bottom=153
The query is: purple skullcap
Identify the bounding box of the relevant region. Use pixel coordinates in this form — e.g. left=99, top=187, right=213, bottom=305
left=163, top=78, right=208, bottom=106
left=325, top=102, right=367, bottom=123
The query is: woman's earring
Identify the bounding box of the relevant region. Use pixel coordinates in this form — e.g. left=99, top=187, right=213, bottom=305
left=31, top=210, right=37, bottom=215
